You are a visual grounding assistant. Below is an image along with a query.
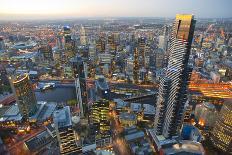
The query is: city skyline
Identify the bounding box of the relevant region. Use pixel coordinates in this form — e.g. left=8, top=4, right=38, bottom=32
left=0, top=0, right=232, bottom=20
left=0, top=0, right=231, bottom=153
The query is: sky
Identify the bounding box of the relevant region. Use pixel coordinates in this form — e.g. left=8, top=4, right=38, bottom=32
left=0, top=0, right=232, bottom=19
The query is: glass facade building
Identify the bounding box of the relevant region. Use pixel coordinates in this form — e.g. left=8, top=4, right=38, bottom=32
left=53, top=106, right=81, bottom=155
left=154, top=14, right=196, bottom=138
left=211, top=99, right=232, bottom=153
left=9, top=74, right=37, bottom=119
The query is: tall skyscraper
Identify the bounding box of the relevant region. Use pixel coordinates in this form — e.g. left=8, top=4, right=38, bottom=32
left=108, top=34, right=116, bottom=51
left=138, top=37, right=146, bottom=68
left=133, top=47, right=139, bottom=84
left=63, top=26, right=72, bottom=44
left=70, top=56, right=88, bottom=116
left=63, top=26, right=75, bottom=59
left=74, top=75, right=84, bottom=117
left=53, top=106, right=82, bottom=155
left=154, top=14, right=196, bottom=138
left=211, top=99, right=232, bottom=153
left=9, top=74, right=37, bottom=119
left=80, top=26, right=87, bottom=45
left=96, top=36, right=106, bottom=53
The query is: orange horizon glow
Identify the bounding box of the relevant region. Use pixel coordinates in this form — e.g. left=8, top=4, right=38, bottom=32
left=0, top=0, right=231, bottom=19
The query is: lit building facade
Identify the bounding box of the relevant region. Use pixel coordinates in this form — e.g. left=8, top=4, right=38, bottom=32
left=63, top=26, right=75, bottom=59
left=154, top=14, right=196, bottom=138
left=133, top=47, right=139, bottom=84
left=108, top=34, right=116, bottom=51
left=138, top=37, right=146, bottom=68
left=53, top=106, right=82, bottom=155
left=96, top=36, right=106, bottom=53
left=211, top=99, right=232, bottom=153
left=91, top=99, right=111, bottom=147
left=9, top=74, right=37, bottom=119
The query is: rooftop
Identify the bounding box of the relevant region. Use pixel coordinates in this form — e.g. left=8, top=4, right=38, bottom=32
left=24, top=130, right=52, bottom=152
left=119, top=112, right=136, bottom=121
left=96, top=77, right=109, bottom=90
left=53, top=106, right=72, bottom=128
left=0, top=102, right=57, bottom=123
left=162, top=140, right=205, bottom=155
left=125, top=131, right=145, bottom=142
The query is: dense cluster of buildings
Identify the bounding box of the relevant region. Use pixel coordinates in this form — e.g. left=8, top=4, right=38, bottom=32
left=0, top=12, right=231, bottom=155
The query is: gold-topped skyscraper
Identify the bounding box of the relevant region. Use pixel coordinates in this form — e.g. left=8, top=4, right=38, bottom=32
left=154, top=14, right=196, bottom=138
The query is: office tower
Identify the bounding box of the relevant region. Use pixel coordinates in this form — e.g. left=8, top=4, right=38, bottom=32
left=39, top=44, right=53, bottom=61
left=91, top=100, right=110, bottom=131
left=0, top=37, right=5, bottom=51
left=80, top=26, right=86, bottom=45
left=158, top=36, right=165, bottom=50
left=70, top=56, right=87, bottom=115
left=57, top=34, right=64, bottom=49
left=159, top=26, right=170, bottom=52
left=96, top=36, right=105, bottom=53
left=91, top=99, right=111, bottom=147
left=89, top=44, right=96, bottom=61
left=63, top=26, right=75, bottom=59
left=163, top=25, right=169, bottom=52
left=9, top=74, right=37, bottom=119
left=53, top=106, right=82, bottom=155
left=108, top=34, right=116, bottom=51
left=63, top=26, right=72, bottom=43
left=110, top=58, right=116, bottom=77
left=133, top=47, right=139, bottom=84
left=75, top=75, right=84, bottom=117
left=155, top=49, right=165, bottom=70
left=138, top=37, right=146, bottom=67
left=154, top=14, right=196, bottom=138
left=211, top=99, right=232, bottom=153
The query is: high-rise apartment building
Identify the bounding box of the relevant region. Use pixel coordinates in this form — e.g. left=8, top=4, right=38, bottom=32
left=53, top=106, right=82, bottom=155
left=154, top=14, right=196, bottom=138
left=9, top=74, right=37, bottom=119
left=211, top=99, right=232, bottom=153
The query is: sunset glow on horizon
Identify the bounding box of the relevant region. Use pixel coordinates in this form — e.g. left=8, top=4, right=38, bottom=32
left=0, top=0, right=232, bottom=19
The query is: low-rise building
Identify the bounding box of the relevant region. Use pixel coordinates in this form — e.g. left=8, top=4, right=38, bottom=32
left=119, top=112, right=137, bottom=127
